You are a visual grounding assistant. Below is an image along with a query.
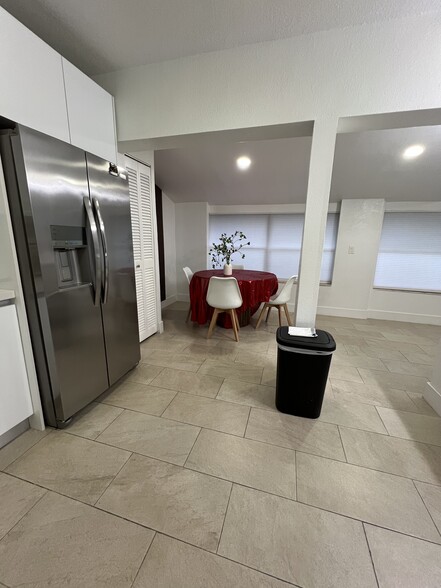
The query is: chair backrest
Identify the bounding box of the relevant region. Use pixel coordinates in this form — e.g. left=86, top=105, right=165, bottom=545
left=232, top=264, right=244, bottom=270
left=272, top=275, right=298, bottom=304
left=183, top=266, right=193, bottom=284
left=206, top=277, right=243, bottom=310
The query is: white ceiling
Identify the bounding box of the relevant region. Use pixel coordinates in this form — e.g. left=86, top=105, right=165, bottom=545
left=1, top=0, right=440, bottom=75
left=154, top=125, right=441, bottom=204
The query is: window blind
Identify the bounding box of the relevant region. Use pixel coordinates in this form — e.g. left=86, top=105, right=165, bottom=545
left=209, top=213, right=339, bottom=281
left=374, top=212, right=441, bottom=292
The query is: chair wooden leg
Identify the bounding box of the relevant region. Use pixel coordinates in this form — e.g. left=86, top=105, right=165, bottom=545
left=284, top=304, right=292, bottom=326
left=233, top=309, right=240, bottom=337
left=207, top=309, right=219, bottom=338
left=230, top=309, right=240, bottom=342
left=277, top=305, right=282, bottom=327
left=255, top=303, right=267, bottom=330
left=186, top=305, right=191, bottom=323
left=265, top=306, right=272, bottom=323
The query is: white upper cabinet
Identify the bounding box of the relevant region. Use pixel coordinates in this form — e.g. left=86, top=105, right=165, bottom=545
left=62, top=59, right=117, bottom=162
left=0, top=8, right=117, bottom=160
left=0, top=7, right=70, bottom=142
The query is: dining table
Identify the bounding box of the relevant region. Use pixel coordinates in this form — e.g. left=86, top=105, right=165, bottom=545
left=189, top=269, right=278, bottom=328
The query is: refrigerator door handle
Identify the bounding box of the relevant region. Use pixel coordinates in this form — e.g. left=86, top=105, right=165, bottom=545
left=93, top=197, right=109, bottom=304
left=83, top=197, right=102, bottom=306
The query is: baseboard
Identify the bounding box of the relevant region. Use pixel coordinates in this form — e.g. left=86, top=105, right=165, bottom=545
left=367, top=309, right=441, bottom=325
left=0, top=419, right=29, bottom=449
left=158, top=320, right=164, bottom=334
left=316, top=306, right=369, bottom=320
left=314, top=305, right=441, bottom=325
left=424, top=382, right=441, bottom=417
left=161, top=295, right=177, bottom=309
left=177, top=293, right=190, bottom=302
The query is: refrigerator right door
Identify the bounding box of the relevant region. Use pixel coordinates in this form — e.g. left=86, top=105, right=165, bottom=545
left=86, top=154, right=140, bottom=385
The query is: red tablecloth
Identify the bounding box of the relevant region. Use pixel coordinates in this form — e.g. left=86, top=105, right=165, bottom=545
left=190, top=269, right=278, bottom=328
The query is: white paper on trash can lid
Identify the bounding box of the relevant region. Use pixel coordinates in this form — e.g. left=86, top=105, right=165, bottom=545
left=288, top=327, right=317, bottom=337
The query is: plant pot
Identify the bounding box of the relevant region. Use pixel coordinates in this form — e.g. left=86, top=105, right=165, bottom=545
left=223, top=263, right=232, bottom=276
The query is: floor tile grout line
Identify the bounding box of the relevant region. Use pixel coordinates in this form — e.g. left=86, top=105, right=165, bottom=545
left=215, top=482, right=234, bottom=556
left=336, top=426, right=348, bottom=463
left=183, top=461, right=296, bottom=502
left=182, top=427, right=203, bottom=468
left=164, top=388, right=262, bottom=411
left=362, top=522, right=380, bottom=588
left=294, top=450, right=298, bottom=501
left=293, top=446, right=441, bottom=487
left=87, top=403, right=126, bottom=440
left=0, top=427, right=56, bottom=474
left=137, top=529, right=302, bottom=588
left=328, top=388, right=437, bottom=418
left=128, top=531, right=157, bottom=588
left=97, top=399, right=185, bottom=420
left=158, top=390, right=180, bottom=417
left=292, top=494, right=441, bottom=547
left=92, top=448, right=134, bottom=507
left=0, top=430, right=52, bottom=473
left=373, top=405, right=391, bottom=436
left=242, top=406, right=251, bottom=438
left=412, top=479, right=441, bottom=537
left=0, top=489, right=48, bottom=547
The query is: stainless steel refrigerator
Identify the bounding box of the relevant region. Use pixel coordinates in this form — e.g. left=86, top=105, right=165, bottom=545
left=0, top=123, right=140, bottom=427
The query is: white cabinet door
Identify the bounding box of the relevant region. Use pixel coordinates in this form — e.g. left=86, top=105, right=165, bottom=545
left=125, top=157, right=159, bottom=341
left=62, top=58, right=117, bottom=162
left=0, top=304, right=33, bottom=436
left=0, top=7, right=69, bottom=142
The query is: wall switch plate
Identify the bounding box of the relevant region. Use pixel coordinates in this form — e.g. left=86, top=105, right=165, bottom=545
left=348, top=245, right=355, bottom=254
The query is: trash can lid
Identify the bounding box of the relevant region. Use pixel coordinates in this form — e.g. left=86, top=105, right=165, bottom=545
left=276, top=327, right=336, bottom=352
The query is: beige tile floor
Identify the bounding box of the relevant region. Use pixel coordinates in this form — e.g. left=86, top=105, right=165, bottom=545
left=0, top=303, right=440, bottom=587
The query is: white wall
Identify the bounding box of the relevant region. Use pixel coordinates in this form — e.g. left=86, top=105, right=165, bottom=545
left=162, top=191, right=177, bottom=306
left=96, top=14, right=441, bottom=145
left=175, top=202, right=209, bottom=297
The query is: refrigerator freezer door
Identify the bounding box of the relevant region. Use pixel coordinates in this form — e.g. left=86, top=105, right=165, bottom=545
left=86, top=154, right=140, bottom=385
left=6, top=127, right=109, bottom=425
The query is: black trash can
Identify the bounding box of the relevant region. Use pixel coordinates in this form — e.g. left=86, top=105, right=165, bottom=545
left=275, top=327, right=336, bottom=419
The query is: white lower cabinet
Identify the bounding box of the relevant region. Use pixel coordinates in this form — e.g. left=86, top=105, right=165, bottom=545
left=0, top=304, right=33, bottom=436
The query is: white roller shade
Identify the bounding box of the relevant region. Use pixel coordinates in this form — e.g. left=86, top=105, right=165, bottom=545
left=209, top=213, right=339, bottom=281
left=374, top=212, right=441, bottom=292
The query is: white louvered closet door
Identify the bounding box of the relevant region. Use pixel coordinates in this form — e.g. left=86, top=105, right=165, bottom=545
left=125, top=156, right=159, bottom=341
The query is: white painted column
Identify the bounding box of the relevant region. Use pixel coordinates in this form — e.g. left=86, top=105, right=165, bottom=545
left=295, top=118, right=338, bottom=327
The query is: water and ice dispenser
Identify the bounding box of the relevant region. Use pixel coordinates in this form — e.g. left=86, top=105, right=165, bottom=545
left=51, top=225, right=90, bottom=289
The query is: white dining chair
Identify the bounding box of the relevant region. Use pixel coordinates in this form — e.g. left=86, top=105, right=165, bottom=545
left=206, top=276, right=243, bottom=342
left=232, top=264, right=244, bottom=270
left=255, top=275, right=298, bottom=329
left=183, top=266, right=193, bottom=322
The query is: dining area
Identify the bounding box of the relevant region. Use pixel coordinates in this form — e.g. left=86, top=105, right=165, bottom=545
left=183, top=266, right=297, bottom=341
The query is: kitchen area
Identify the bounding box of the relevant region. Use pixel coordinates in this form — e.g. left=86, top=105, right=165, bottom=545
left=0, top=6, right=145, bottom=448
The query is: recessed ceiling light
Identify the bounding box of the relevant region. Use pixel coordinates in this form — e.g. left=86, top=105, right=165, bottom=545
left=402, top=144, right=425, bottom=159
left=236, top=156, right=251, bottom=170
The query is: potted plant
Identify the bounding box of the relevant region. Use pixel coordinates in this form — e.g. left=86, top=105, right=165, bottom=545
left=209, top=231, right=250, bottom=275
